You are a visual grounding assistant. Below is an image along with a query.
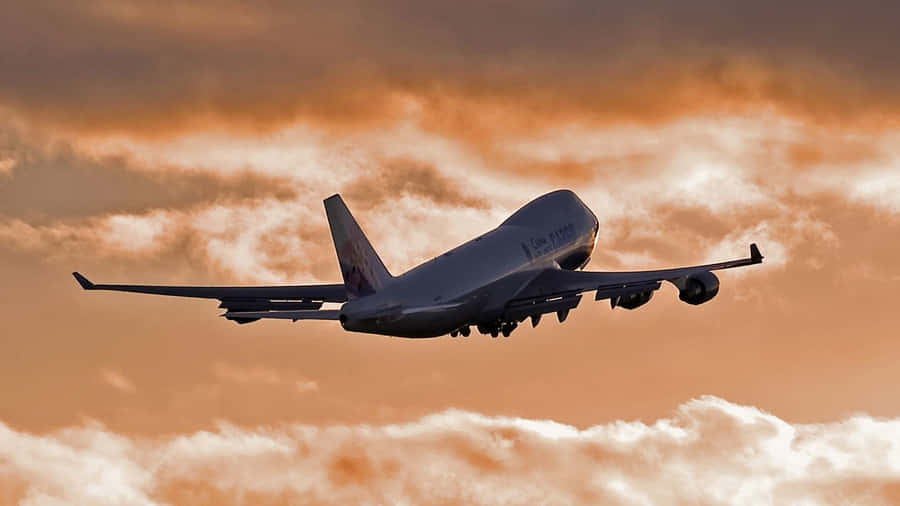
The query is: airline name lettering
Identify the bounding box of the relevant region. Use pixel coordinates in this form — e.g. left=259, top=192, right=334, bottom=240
left=528, top=223, right=575, bottom=257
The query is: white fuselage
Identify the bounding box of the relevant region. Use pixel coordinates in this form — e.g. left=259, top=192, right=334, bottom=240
left=339, top=190, right=599, bottom=337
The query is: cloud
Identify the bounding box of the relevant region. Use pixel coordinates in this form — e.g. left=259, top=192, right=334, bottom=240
left=99, top=369, right=136, bottom=394
left=0, top=156, right=14, bottom=176
left=211, top=362, right=318, bottom=394
left=0, top=123, right=297, bottom=221
left=3, top=1, right=900, bottom=135
left=3, top=397, right=900, bottom=505
left=0, top=200, right=337, bottom=283
left=341, top=158, right=488, bottom=211
left=0, top=212, right=178, bottom=260
left=2, top=111, right=895, bottom=286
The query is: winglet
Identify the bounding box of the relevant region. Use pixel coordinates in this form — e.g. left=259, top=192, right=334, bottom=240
left=750, top=243, right=764, bottom=263
left=72, top=272, right=95, bottom=290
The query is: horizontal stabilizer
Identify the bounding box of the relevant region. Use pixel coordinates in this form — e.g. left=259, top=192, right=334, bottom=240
left=222, top=310, right=342, bottom=321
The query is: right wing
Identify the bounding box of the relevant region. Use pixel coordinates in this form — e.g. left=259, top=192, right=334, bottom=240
left=501, top=244, right=763, bottom=324
left=72, top=272, right=347, bottom=324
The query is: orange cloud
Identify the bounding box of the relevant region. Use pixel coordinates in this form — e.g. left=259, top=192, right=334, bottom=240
left=3, top=1, right=900, bottom=137
left=3, top=398, right=900, bottom=505
left=4, top=112, right=897, bottom=284
left=3, top=6, right=900, bottom=496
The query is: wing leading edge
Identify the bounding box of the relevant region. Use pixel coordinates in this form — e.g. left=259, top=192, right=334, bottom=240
left=72, top=272, right=347, bottom=324
left=72, top=272, right=347, bottom=301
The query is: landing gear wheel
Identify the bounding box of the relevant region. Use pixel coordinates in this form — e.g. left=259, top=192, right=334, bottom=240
left=490, top=328, right=499, bottom=338
left=450, top=330, right=458, bottom=337
left=460, top=326, right=470, bottom=337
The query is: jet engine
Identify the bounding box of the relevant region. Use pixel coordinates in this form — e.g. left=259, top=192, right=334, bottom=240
left=678, top=271, right=719, bottom=305
left=616, top=290, right=654, bottom=310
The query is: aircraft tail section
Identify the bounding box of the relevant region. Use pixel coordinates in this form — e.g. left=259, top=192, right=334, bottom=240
left=324, top=194, right=392, bottom=299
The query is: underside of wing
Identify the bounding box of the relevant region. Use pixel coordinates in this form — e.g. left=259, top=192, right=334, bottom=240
left=220, top=310, right=343, bottom=323
left=73, top=272, right=347, bottom=324
left=505, top=243, right=763, bottom=322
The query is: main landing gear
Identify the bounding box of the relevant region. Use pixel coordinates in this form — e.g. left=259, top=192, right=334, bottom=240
left=450, top=310, right=553, bottom=338
left=472, top=321, right=518, bottom=338
left=450, top=326, right=471, bottom=338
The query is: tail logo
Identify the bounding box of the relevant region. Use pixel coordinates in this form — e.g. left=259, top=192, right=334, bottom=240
left=339, top=240, right=379, bottom=298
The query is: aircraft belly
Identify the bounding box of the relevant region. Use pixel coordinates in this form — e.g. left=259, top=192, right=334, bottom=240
left=341, top=300, right=480, bottom=338
left=342, top=310, right=469, bottom=338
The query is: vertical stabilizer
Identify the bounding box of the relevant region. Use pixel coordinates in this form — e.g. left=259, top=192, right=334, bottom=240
left=324, top=195, right=392, bottom=299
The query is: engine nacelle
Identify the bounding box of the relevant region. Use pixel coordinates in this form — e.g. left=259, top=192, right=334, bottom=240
left=678, top=271, right=719, bottom=305
left=617, top=290, right=654, bottom=310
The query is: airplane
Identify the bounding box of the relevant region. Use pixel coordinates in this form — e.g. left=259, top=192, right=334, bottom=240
left=73, top=190, right=763, bottom=338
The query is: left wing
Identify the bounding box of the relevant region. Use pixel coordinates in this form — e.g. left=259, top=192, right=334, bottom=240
left=503, top=244, right=763, bottom=324
left=222, top=301, right=468, bottom=323
left=72, top=272, right=347, bottom=324
left=217, top=310, right=343, bottom=321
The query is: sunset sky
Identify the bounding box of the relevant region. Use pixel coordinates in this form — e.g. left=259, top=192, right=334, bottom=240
left=2, top=1, right=900, bottom=504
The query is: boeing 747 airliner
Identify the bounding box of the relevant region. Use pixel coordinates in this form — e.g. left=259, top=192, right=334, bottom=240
left=74, top=190, right=763, bottom=338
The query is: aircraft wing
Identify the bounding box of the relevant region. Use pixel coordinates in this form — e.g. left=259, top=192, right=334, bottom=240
left=72, top=272, right=347, bottom=324
left=503, top=244, right=763, bottom=323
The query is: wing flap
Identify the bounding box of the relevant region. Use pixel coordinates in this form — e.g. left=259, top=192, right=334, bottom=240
left=504, top=294, right=582, bottom=322
left=222, top=310, right=342, bottom=321
left=217, top=300, right=323, bottom=312
left=594, top=280, right=662, bottom=301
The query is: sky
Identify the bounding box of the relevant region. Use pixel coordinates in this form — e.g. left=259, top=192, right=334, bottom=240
left=2, top=1, right=900, bottom=504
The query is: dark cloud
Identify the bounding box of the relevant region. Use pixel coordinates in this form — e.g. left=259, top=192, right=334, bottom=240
left=341, top=159, right=488, bottom=211
left=0, top=124, right=296, bottom=221
left=2, top=1, right=900, bottom=134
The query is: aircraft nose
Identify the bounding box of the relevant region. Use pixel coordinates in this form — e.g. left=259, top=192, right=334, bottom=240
left=573, top=194, right=598, bottom=232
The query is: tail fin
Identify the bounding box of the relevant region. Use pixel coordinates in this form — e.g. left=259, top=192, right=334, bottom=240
left=324, top=195, right=392, bottom=299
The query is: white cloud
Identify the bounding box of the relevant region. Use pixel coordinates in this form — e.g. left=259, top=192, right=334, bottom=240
left=99, top=369, right=136, bottom=394
left=0, top=212, right=174, bottom=259
left=8, top=112, right=899, bottom=282
left=0, top=156, right=15, bottom=176
left=843, top=169, right=900, bottom=214
left=100, top=212, right=173, bottom=254
left=704, top=222, right=788, bottom=271
left=211, top=362, right=319, bottom=394
left=3, top=397, right=900, bottom=505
